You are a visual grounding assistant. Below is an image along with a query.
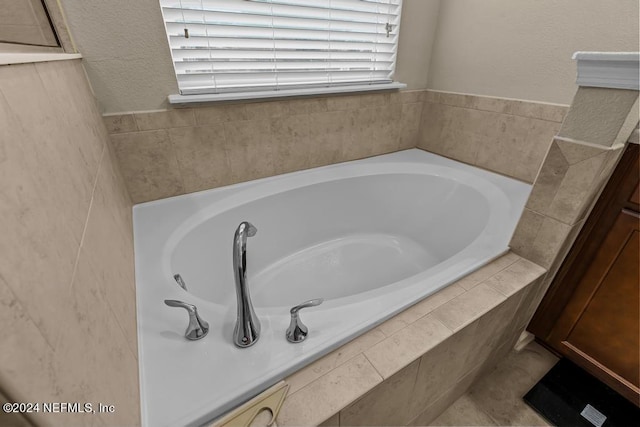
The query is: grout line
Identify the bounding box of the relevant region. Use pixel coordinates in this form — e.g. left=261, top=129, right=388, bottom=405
left=66, top=142, right=106, bottom=293
left=362, top=353, right=385, bottom=380
left=554, top=135, right=625, bottom=151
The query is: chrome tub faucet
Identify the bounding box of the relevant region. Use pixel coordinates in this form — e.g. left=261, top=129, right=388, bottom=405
left=232, top=221, right=261, bottom=348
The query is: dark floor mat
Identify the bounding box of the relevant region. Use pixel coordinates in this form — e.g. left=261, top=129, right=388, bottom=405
left=523, top=358, right=639, bottom=427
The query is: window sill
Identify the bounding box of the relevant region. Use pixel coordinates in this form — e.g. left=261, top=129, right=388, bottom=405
left=168, top=82, right=407, bottom=105
left=0, top=52, right=82, bottom=66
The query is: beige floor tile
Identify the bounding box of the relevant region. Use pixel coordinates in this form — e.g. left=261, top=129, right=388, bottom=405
left=429, top=394, right=497, bottom=426
left=464, top=343, right=557, bottom=426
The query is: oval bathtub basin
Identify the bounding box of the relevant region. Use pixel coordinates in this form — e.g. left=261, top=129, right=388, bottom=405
left=133, top=149, right=531, bottom=427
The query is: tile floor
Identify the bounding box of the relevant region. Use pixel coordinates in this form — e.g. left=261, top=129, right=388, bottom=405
left=430, top=341, right=558, bottom=426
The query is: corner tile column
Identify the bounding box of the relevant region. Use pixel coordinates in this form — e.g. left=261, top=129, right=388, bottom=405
left=509, top=81, right=639, bottom=323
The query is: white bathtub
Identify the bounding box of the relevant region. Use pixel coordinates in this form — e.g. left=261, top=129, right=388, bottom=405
left=133, top=149, right=530, bottom=426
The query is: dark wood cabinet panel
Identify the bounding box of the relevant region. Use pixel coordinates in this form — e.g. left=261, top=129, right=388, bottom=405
left=529, top=143, right=640, bottom=406
left=549, top=210, right=639, bottom=401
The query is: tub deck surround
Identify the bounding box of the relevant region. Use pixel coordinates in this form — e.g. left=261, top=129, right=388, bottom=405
left=133, top=150, right=531, bottom=426
left=275, top=253, right=546, bottom=427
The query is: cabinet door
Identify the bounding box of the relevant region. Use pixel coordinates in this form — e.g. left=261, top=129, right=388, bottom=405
left=548, top=209, right=639, bottom=404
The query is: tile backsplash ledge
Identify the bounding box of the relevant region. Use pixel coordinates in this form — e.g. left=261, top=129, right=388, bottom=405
left=103, top=90, right=569, bottom=203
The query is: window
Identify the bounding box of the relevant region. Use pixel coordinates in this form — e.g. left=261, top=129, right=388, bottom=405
left=159, top=0, right=403, bottom=100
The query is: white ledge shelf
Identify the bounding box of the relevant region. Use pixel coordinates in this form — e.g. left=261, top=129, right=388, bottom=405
left=0, top=53, right=82, bottom=66
left=168, top=82, right=407, bottom=104
left=573, top=51, right=639, bottom=90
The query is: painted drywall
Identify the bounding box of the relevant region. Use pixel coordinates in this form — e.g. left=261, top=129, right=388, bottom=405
left=427, top=0, right=640, bottom=105
left=59, top=0, right=440, bottom=114
left=396, top=0, right=441, bottom=91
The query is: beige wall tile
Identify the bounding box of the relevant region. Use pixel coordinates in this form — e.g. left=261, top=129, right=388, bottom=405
left=277, top=354, right=382, bottom=427
left=0, top=63, right=103, bottom=346
left=504, top=100, right=568, bottom=123
left=0, top=276, right=57, bottom=415
left=409, top=321, right=480, bottom=416
left=53, top=251, right=139, bottom=427
left=224, top=119, right=276, bottom=182
left=509, top=209, right=545, bottom=257
left=431, top=284, right=506, bottom=332
left=111, top=130, right=185, bottom=203
left=318, top=413, right=339, bottom=427
left=0, top=59, right=139, bottom=426
left=104, top=114, right=138, bottom=133
left=555, top=138, right=608, bottom=164
left=285, top=327, right=386, bottom=395
left=134, top=109, right=195, bottom=131
left=417, top=95, right=560, bottom=183
left=525, top=141, right=569, bottom=214
left=364, top=314, right=452, bottom=378
left=169, top=125, right=233, bottom=193
left=195, top=104, right=249, bottom=125
left=359, top=92, right=390, bottom=107
left=399, top=102, right=424, bottom=149
left=2, top=61, right=103, bottom=242
left=475, top=114, right=557, bottom=182
left=307, top=110, right=352, bottom=168
left=559, top=87, right=639, bottom=146
left=546, top=151, right=608, bottom=225
left=462, top=294, right=524, bottom=376
left=340, top=360, right=420, bottom=426
left=80, top=156, right=137, bottom=355
left=408, top=366, right=482, bottom=426
left=378, top=284, right=464, bottom=336
left=417, top=102, right=447, bottom=155
left=507, top=276, right=547, bottom=338
left=271, top=114, right=311, bottom=174
left=287, top=97, right=328, bottom=115
left=326, top=94, right=361, bottom=112
left=244, top=100, right=290, bottom=119
left=513, top=216, right=572, bottom=269
left=400, top=90, right=425, bottom=104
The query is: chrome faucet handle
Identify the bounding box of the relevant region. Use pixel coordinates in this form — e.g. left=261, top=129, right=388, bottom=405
left=173, top=274, right=187, bottom=291
left=164, top=299, right=209, bottom=340
left=286, top=298, right=324, bottom=343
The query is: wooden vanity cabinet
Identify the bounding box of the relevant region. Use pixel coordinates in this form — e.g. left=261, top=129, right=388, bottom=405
left=529, top=143, right=639, bottom=405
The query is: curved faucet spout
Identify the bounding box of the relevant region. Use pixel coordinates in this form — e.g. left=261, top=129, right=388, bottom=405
left=233, top=221, right=261, bottom=348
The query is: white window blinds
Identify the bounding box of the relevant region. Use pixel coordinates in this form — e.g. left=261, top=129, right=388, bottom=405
left=159, top=0, right=403, bottom=95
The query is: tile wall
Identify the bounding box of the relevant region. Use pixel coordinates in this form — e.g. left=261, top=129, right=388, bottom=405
left=104, top=90, right=574, bottom=204
left=0, top=59, right=139, bottom=426
left=510, top=86, right=638, bottom=311
left=104, top=91, right=424, bottom=203
left=418, top=91, right=568, bottom=183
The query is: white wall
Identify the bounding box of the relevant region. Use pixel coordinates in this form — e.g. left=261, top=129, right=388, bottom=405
left=427, top=0, right=639, bottom=105
left=59, top=0, right=440, bottom=114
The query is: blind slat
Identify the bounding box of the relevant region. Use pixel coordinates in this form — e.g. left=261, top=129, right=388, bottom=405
left=159, top=0, right=402, bottom=95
